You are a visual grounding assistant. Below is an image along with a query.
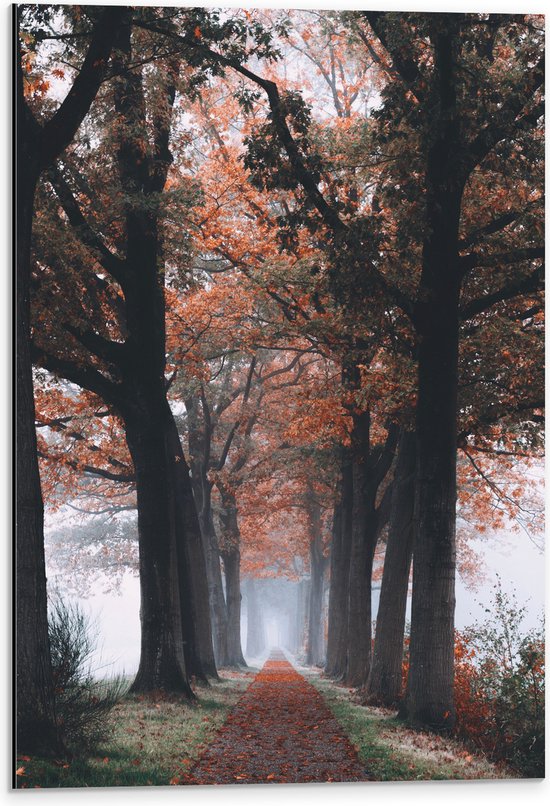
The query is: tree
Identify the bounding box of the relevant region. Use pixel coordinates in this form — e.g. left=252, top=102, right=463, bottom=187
left=183, top=9, right=543, bottom=728
left=366, top=430, right=415, bottom=704
left=31, top=9, right=217, bottom=691
left=15, top=4, right=123, bottom=753
left=360, top=11, right=543, bottom=729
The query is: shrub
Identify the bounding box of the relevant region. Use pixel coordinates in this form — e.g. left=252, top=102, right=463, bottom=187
left=48, top=598, right=127, bottom=754
left=400, top=585, right=544, bottom=776
left=453, top=583, right=544, bottom=778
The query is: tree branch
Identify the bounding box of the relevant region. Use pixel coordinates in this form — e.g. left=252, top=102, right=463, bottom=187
left=460, top=263, right=544, bottom=320
left=459, top=246, right=544, bottom=273
left=48, top=165, right=129, bottom=285
left=37, top=7, right=126, bottom=168
left=463, top=59, right=544, bottom=177
left=362, top=12, right=423, bottom=96
left=31, top=343, right=125, bottom=408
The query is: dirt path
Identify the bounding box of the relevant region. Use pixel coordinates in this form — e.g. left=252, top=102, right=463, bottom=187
left=183, top=650, right=370, bottom=785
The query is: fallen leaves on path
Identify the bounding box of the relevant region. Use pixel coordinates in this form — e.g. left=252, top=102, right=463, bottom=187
left=179, top=651, right=370, bottom=785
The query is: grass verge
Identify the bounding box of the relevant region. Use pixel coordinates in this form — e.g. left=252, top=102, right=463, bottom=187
left=310, top=674, right=514, bottom=781
left=15, top=669, right=254, bottom=789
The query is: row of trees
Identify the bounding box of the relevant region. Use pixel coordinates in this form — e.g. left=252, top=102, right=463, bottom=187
left=16, top=5, right=543, bottom=755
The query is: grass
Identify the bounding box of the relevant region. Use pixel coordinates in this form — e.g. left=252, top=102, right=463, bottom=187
left=309, top=674, right=514, bottom=781
left=15, top=669, right=254, bottom=789
left=16, top=663, right=515, bottom=788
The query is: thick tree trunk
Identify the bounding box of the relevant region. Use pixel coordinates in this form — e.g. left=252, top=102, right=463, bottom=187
left=124, top=398, right=216, bottom=690
left=325, top=451, right=352, bottom=678
left=125, top=413, right=192, bottom=694
left=245, top=578, right=265, bottom=659
left=404, top=23, right=462, bottom=731
left=218, top=486, right=246, bottom=667
left=366, top=431, right=415, bottom=705
left=405, top=301, right=459, bottom=729
left=16, top=161, right=62, bottom=755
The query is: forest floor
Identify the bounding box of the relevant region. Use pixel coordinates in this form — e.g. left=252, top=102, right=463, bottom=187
left=16, top=650, right=513, bottom=788
left=309, top=671, right=513, bottom=781
left=16, top=669, right=254, bottom=788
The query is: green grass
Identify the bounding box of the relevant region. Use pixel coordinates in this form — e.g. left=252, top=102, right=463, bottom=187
left=310, top=675, right=513, bottom=781
left=15, top=671, right=253, bottom=789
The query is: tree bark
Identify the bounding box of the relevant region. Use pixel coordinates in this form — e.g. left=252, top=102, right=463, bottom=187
left=16, top=157, right=62, bottom=754
left=325, top=450, right=353, bottom=678
left=199, top=505, right=228, bottom=668
left=221, top=550, right=246, bottom=667
left=125, top=411, right=192, bottom=694
left=218, top=485, right=246, bottom=667
left=187, top=398, right=229, bottom=667
left=306, top=486, right=327, bottom=667
left=166, top=418, right=218, bottom=680
left=345, top=409, right=379, bottom=688
left=404, top=20, right=463, bottom=731
left=366, top=430, right=415, bottom=705
left=245, top=578, right=265, bottom=658
left=295, top=578, right=309, bottom=658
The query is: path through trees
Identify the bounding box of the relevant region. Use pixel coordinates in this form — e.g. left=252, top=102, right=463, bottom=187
left=181, top=651, right=369, bottom=785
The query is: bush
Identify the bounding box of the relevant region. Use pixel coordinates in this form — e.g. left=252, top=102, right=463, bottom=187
left=453, top=583, right=544, bottom=778
left=48, top=598, right=127, bottom=754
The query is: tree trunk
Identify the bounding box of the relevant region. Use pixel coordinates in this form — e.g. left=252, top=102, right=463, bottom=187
left=295, top=579, right=309, bottom=658
left=221, top=549, right=246, bottom=667
left=404, top=22, right=462, bottom=731
left=345, top=410, right=378, bottom=688
left=245, top=578, right=265, bottom=659
left=286, top=584, right=299, bottom=655
left=16, top=159, right=62, bottom=755
left=187, top=397, right=229, bottom=667
left=201, top=509, right=229, bottom=668
left=15, top=5, right=122, bottom=754
left=218, top=486, right=246, bottom=667
left=307, top=552, right=326, bottom=667
left=325, top=450, right=352, bottom=678
left=367, top=431, right=415, bottom=705
left=306, top=486, right=326, bottom=667
left=166, top=417, right=218, bottom=680
left=405, top=299, right=459, bottom=729
left=125, top=412, right=192, bottom=694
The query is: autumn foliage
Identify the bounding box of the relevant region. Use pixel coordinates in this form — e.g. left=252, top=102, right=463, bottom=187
left=16, top=4, right=545, bottom=775
left=402, top=587, right=545, bottom=777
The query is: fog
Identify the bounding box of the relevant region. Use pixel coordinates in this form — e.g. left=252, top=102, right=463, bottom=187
left=47, top=523, right=545, bottom=679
